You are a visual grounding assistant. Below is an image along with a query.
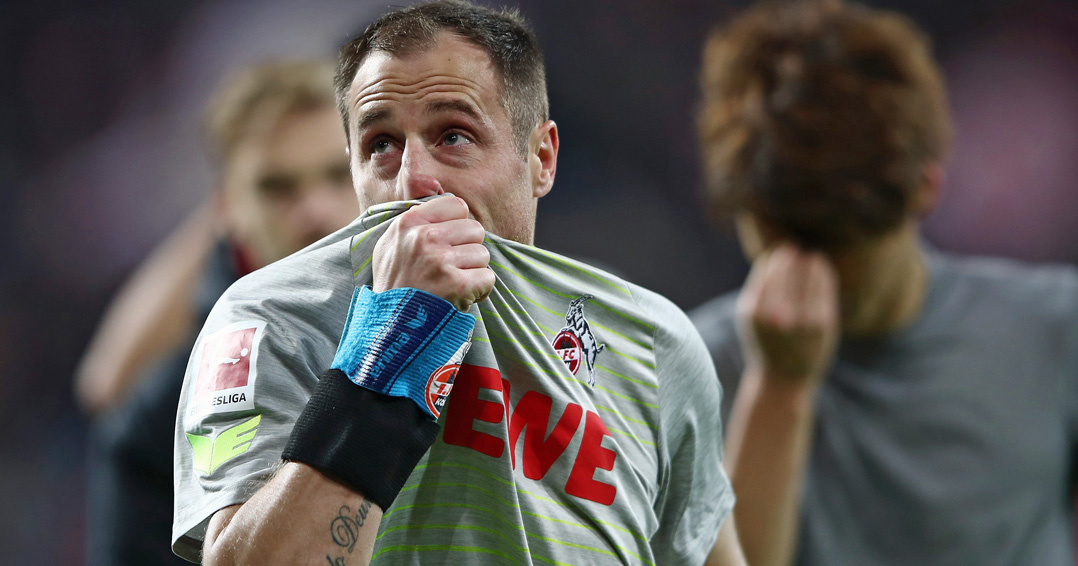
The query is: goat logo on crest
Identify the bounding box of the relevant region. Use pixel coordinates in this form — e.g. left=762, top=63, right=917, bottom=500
left=552, top=295, right=605, bottom=387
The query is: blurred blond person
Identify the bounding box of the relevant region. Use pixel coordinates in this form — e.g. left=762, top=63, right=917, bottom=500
left=82, top=59, right=359, bottom=566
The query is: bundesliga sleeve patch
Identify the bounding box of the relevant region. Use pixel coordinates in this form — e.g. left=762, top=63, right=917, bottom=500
left=186, top=320, right=266, bottom=418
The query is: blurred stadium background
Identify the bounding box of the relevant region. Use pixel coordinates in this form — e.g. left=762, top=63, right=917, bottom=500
left=1, top=0, right=1076, bottom=562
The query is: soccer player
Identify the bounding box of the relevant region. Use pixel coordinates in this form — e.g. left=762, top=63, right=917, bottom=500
left=83, top=59, right=359, bottom=566
left=690, top=1, right=1078, bottom=565
left=172, top=2, right=746, bottom=565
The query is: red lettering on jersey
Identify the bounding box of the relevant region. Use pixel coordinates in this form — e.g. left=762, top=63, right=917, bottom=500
left=443, top=364, right=618, bottom=506
left=565, top=410, right=618, bottom=505
left=195, top=326, right=257, bottom=394
left=443, top=364, right=504, bottom=458
left=508, top=390, right=583, bottom=479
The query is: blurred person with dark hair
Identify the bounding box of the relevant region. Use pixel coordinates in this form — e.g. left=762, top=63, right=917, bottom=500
left=690, top=1, right=1078, bottom=565
left=170, top=1, right=746, bottom=565
left=84, top=59, right=360, bottom=566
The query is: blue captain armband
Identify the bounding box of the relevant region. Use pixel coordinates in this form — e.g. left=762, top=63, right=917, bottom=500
left=331, top=286, right=475, bottom=419
left=282, top=286, right=474, bottom=510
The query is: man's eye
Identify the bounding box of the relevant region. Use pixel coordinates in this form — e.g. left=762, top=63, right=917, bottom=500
left=442, top=132, right=472, bottom=147
left=371, top=139, right=394, bottom=155
left=257, top=177, right=299, bottom=200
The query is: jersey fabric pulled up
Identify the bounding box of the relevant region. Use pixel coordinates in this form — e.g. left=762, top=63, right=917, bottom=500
left=173, top=198, right=734, bottom=565
left=691, top=249, right=1078, bottom=565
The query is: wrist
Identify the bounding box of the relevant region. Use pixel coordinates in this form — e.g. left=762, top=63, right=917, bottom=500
left=282, top=368, right=439, bottom=510
left=283, top=285, right=475, bottom=510
left=743, top=364, right=821, bottom=418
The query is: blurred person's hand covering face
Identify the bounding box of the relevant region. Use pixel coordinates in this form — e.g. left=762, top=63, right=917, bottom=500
left=222, top=105, right=359, bottom=267
left=345, top=32, right=555, bottom=245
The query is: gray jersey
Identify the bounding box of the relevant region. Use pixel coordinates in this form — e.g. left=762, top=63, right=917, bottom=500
left=691, top=250, right=1078, bottom=565
left=173, top=199, right=734, bottom=564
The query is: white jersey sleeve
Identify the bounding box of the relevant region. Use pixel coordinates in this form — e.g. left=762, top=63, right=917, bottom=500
left=636, top=288, right=735, bottom=564
left=171, top=225, right=365, bottom=562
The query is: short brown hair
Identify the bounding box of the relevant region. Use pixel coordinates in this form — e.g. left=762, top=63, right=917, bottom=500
left=698, top=0, right=952, bottom=249
left=335, top=0, right=548, bottom=154
left=203, top=60, right=337, bottom=170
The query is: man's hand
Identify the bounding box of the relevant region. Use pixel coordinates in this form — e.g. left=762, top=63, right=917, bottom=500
left=373, top=196, right=494, bottom=311
left=736, top=243, right=840, bottom=389
left=724, top=243, right=840, bottom=566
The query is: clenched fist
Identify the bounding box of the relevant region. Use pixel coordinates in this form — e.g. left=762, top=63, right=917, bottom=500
left=736, top=243, right=840, bottom=390
left=372, top=196, right=495, bottom=312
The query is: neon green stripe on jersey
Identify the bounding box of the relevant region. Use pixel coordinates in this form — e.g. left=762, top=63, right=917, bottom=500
left=499, top=283, right=652, bottom=352
left=598, top=347, right=656, bottom=371
left=380, top=523, right=634, bottom=564
left=412, top=461, right=516, bottom=488
left=397, top=481, right=520, bottom=507
left=591, top=384, right=658, bottom=409
left=372, top=544, right=526, bottom=565
left=352, top=255, right=373, bottom=278
left=595, top=404, right=659, bottom=431
left=483, top=299, right=559, bottom=335
left=595, top=364, right=658, bottom=389
left=605, top=425, right=656, bottom=447
left=515, top=490, right=652, bottom=546
left=488, top=260, right=655, bottom=335
left=488, top=238, right=632, bottom=296
left=386, top=478, right=654, bottom=563
left=391, top=461, right=659, bottom=561
left=493, top=283, right=652, bottom=354
left=502, top=284, right=565, bottom=318
left=475, top=306, right=547, bottom=337
left=349, top=226, right=377, bottom=252
left=486, top=246, right=653, bottom=330
left=387, top=498, right=649, bottom=547
left=378, top=524, right=531, bottom=557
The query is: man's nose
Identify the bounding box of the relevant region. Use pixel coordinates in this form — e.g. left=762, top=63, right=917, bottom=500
left=398, top=144, right=444, bottom=200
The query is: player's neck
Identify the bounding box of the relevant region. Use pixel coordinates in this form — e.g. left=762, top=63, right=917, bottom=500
left=834, top=222, right=928, bottom=336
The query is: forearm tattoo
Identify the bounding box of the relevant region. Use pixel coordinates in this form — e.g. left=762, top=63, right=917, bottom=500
left=326, top=499, right=373, bottom=564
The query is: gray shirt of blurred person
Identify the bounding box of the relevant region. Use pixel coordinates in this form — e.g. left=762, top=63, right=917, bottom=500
left=689, top=1, right=1078, bottom=565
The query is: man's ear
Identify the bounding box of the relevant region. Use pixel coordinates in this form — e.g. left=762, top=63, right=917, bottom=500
left=529, top=120, right=558, bottom=198
left=911, top=162, right=944, bottom=217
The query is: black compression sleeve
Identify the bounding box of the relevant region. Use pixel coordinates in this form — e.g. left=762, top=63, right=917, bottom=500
left=281, top=368, right=440, bottom=510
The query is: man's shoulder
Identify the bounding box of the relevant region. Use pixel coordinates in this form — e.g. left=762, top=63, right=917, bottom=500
left=932, top=251, right=1078, bottom=321
left=621, top=279, right=693, bottom=331
left=614, top=280, right=724, bottom=399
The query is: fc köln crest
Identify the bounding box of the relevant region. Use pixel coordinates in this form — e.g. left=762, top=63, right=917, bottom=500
left=552, top=295, right=605, bottom=387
